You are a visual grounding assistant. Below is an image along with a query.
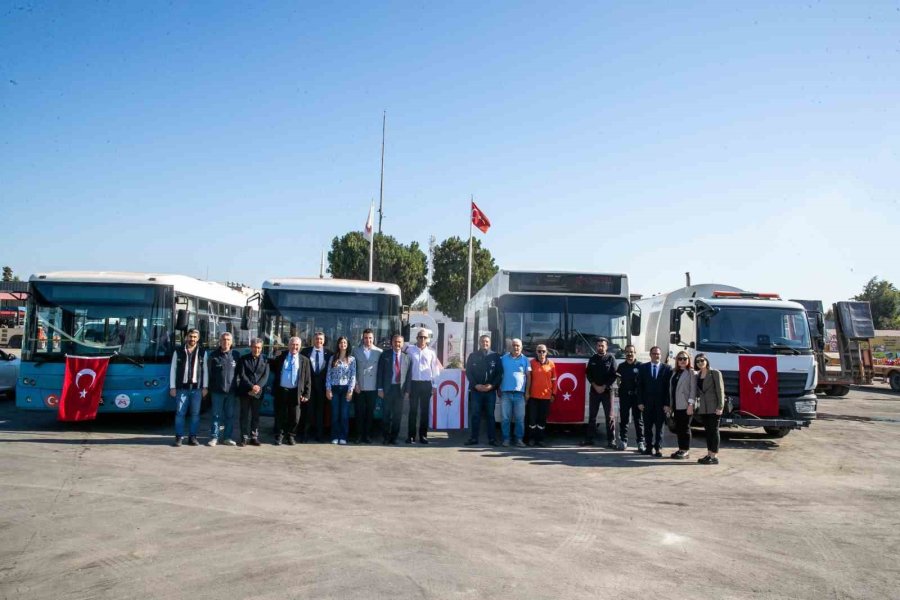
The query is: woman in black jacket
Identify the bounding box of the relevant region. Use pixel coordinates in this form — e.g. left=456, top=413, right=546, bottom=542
left=694, top=353, right=725, bottom=464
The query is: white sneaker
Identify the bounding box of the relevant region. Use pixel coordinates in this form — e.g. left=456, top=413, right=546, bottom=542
left=339, top=439, right=347, bottom=445
left=206, top=438, right=218, bottom=447
left=224, top=439, right=237, bottom=446
left=331, top=439, right=339, bottom=444
left=617, top=441, right=627, bottom=451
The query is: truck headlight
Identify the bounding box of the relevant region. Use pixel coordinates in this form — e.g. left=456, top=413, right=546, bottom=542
left=795, top=400, right=816, bottom=414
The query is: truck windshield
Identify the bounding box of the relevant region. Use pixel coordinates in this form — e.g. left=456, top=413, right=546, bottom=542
left=260, top=289, right=401, bottom=352
left=698, top=306, right=812, bottom=354
left=24, top=282, right=173, bottom=362
left=499, top=295, right=629, bottom=358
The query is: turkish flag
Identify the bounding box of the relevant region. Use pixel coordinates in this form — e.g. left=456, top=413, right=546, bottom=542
left=549, top=360, right=587, bottom=423
left=471, top=201, right=491, bottom=234
left=738, top=355, right=779, bottom=417
left=58, top=355, right=111, bottom=421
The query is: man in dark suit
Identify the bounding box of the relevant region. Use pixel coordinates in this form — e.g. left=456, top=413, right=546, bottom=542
left=300, top=331, right=332, bottom=442
left=637, top=345, right=672, bottom=457
left=270, top=336, right=312, bottom=446
left=377, top=333, right=412, bottom=445
left=236, top=337, right=270, bottom=446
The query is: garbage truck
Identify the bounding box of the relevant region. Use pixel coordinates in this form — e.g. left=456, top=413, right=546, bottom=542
left=632, top=284, right=817, bottom=437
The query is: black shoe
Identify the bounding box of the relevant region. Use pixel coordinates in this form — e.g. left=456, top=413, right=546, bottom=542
left=671, top=450, right=688, bottom=459
left=237, top=438, right=247, bottom=447
left=273, top=437, right=283, bottom=446
left=250, top=438, right=261, bottom=446
left=698, top=455, right=714, bottom=464
left=488, top=440, right=498, bottom=447
left=641, top=448, right=652, bottom=456
left=606, top=443, right=617, bottom=449
left=418, top=437, right=429, bottom=445
left=173, top=436, right=183, bottom=447
left=405, top=437, right=414, bottom=444
left=653, top=448, right=663, bottom=458
left=464, top=439, right=478, bottom=446
left=285, top=437, right=296, bottom=446
left=527, top=439, right=536, bottom=447
left=579, top=440, right=594, bottom=447
left=188, top=436, right=199, bottom=446
left=362, top=437, right=371, bottom=444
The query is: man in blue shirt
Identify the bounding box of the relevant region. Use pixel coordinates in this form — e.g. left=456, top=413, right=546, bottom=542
left=499, top=338, right=531, bottom=447
left=270, top=336, right=312, bottom=446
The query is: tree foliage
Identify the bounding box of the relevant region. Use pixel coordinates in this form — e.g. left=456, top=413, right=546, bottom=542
left=430, top=236, right=498, bottom=321
left=853, top=277, right=900, bottom=329
left=1, top=266, right=12, bottom=282
left=328, top=232, right=427, bottom=306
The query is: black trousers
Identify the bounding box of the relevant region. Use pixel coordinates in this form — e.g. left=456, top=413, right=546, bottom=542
left=619, top=396, right=644, bottom=445
left=642, top=406, right=666, bottom=449
left=304, top=387, right=327, bottom=441
left=354, top=390, right=377, bottom=441
left=527, top=398, right=551, bottom=442
left=408, top=381, right=432, bottom=440
left=585, top=390, right=614, bottom=444
left=274, top=387, right=300, bottom=438
left=703, top=414, right=721, bottom=453
left=382, top=384, right=404, bottom=442
left=239, top=394, right=262, bottom=439
left=674, top=408, right=692, bottom=451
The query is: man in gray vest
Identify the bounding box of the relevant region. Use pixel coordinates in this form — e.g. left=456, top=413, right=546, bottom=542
left=352, top=328, right=382, bottom=443
left=169, top=328, right=209, bottom=447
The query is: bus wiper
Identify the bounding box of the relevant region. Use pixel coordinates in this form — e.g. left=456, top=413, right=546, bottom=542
left=571, top=329, right=596, bottom=354
left=726, top=343, right=751, bottom=353
left=770, top=343, right=800, bottom=355
left=112, top=351, right=144, bottom=368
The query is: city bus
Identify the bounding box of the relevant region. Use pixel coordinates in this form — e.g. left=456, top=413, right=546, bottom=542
left=463, top=270, right=639, bottom=424
left=256, top=277, right=402, bottom=412
left=16, top=272, right=256, bottom=412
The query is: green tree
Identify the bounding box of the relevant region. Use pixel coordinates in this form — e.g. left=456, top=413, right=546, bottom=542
left=328, top=232, right=427, bottom=305
left=1, top=266, right=12, bottom=282
left=853, top=277, right=900, bottom=330
left=429, top=236, right=498, bottom=321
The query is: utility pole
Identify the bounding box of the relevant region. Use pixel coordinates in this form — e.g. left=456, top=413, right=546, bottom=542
left=378, top=110, right=386, bottom=234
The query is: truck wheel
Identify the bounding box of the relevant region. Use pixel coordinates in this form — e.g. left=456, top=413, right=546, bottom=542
left=834, top=386, right=850, bottom=397
left=763, top=427, right=790, bottom=438
left=890, top=372, right=900, bottom=392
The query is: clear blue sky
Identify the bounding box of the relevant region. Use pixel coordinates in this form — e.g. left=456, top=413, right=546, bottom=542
left=2, top=1, right=898, bottom=305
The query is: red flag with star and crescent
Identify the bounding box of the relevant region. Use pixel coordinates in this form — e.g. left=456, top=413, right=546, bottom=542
left=58, top=355, right=111, bottom=421
left=471, top=201, right=491, bottom=234
left=738, top=355, right=779, bottom=417
left=549, top=360, right=587, bottom=423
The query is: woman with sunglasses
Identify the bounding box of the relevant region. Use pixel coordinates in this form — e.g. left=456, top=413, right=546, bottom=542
left=666, top=352, right=697, bottom=459
left=527, top=344, right=556, bottom=447
left=694, top=353, right=725, bottom=464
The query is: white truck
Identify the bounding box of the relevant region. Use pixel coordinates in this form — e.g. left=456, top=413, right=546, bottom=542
left=632, top=284, right=817, bottom=437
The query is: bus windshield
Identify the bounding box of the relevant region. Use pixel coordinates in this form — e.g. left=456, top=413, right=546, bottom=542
left=24, top=282, right=173, bottom=362
left=260, top=289, right=401, bottom=352
left=698, top=306, right=812, bottom=354
left=499, top=295, right=629, bottom=358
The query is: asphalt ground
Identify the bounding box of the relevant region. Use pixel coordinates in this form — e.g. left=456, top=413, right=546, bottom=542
left=1, top=384, right=898, bottom=600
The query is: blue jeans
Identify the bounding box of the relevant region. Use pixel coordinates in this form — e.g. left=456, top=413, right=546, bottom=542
left=468, top=389, right=497, bottom=442
left=500, top=391, right=526, bottom=442
left=330, top=385, right=351, bottom=441
left=174, top=388, right=201, bottom=437
left=209, top=391, right=237, bottom=441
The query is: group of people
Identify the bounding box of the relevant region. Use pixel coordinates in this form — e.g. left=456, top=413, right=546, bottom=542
left=169, top=328, right=725, bottom=463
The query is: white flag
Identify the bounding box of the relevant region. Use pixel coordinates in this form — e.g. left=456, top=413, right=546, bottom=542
left=364, top=203, right=375, bottom=242
left=430, top=369, right=468, bottom=430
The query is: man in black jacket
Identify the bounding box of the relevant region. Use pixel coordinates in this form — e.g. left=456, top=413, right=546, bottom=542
left=464, top=334, right=503, bottom=446
left=270, top=336, right=312, bottom=446
left=236, top=337, right=269, bottom=446
left=377, top=334, right=412, bottom=445
left=616, top=344, right=644, bottom=452
left=637, top=346, right=672, bottom=457
left=583, top=338, right=618, bottom=448
left=300, top=331, right=332, bottom=442
left=207, top=332, right=241, bottom=447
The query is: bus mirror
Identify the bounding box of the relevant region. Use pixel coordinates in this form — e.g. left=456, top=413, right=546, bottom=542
left=669, top=310, right=681, bottom=335
left=175, top=309, right=189, bottom=331
left=240, top=306, right=250, bottom=331
left=631, top=312, right=641, bottom=336
left=488, top=307, right=499, bottom=332
left=670, top=332, right=681, bottom=346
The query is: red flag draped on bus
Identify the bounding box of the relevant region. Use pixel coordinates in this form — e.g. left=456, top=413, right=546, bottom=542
left=58, top=355, right=111, bottom=421
left=472, top=201, right=491, bottom=234
left=738, top=355, right=779, bottom=417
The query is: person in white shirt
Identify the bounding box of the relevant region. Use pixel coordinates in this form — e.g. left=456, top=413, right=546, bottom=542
left=405, top=328, right=442, bottom=444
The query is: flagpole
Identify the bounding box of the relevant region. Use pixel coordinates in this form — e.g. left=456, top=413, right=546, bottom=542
left=378, top=111, right=386, bottom=234
left=368, top=201, right=375, bottom=282
left=467, top=195, right=474, bottom=301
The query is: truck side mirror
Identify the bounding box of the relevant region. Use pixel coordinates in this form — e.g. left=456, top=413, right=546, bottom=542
left=816, top=313, right=825, bottom=337
left=670, top=332, right=682, bottom=346
left=488, top=307, right=499, bottom=332
left=631, top=312, right=641, bottom=337
left=240, top=306, right=250, bottom=331
left=175, top=309, right=189, bottom=331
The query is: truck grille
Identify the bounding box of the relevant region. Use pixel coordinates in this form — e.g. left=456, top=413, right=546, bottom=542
left=720, top=370, right=809, bottom=399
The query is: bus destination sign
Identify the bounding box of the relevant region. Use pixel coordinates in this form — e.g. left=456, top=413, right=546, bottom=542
left=508, top=273, right=622, bottom=295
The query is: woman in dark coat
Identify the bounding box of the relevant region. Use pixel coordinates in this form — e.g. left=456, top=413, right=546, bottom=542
left=694, top=353, right=725, bottom=464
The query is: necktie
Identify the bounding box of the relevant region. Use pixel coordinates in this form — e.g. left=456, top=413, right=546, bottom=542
left=315, top=350, right=321, bottom=373
left=652, top=364, right=657, bottom=379
left=288, top=354, right=295, bottom=381
left=394, top=352, right=400, bottom=384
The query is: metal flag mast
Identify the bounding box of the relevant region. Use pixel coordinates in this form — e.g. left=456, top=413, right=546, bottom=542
left=377, top=111, right=386, bottom=234
left=467, top=195, right=474, bottom=302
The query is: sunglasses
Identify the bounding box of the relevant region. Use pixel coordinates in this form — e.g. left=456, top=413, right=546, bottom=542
left=696, top=359, right=707, bottom=363
left=536, top=350, right=547, bottom=354
left=677, top=356, right=689, bottom=361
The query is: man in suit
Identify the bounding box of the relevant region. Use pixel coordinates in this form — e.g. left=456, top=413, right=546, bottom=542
left=352, top=328, right=382, bottom=443
left=637, top=345, right=672, bottom=457
left=236, top=337, right=270, bottom=446
left=300, top=331, right=332, bottom=442
left=270, top=336, right=312, bottom=446
left=377, top=333, right=412, bottom=445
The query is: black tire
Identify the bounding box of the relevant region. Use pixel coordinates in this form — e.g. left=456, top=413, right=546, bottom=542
left=889, top=372, right=900, bottom=392
left=763, top=426, right=790, bottom=438
left=834, top=386, right=850, bottom=397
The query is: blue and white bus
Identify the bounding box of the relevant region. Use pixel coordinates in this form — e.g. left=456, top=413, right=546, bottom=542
left=16, top=272, right=256, bottom=412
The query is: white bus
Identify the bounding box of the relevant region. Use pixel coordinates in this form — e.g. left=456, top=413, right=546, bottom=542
left=17, top=272, right=256, bottom=412
left=463, top=270, right=639, bottom=424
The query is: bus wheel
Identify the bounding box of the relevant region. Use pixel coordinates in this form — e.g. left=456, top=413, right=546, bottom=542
left=890, top=372, right=900, bottom=392
left=763, top=427, right=790, bottom=438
